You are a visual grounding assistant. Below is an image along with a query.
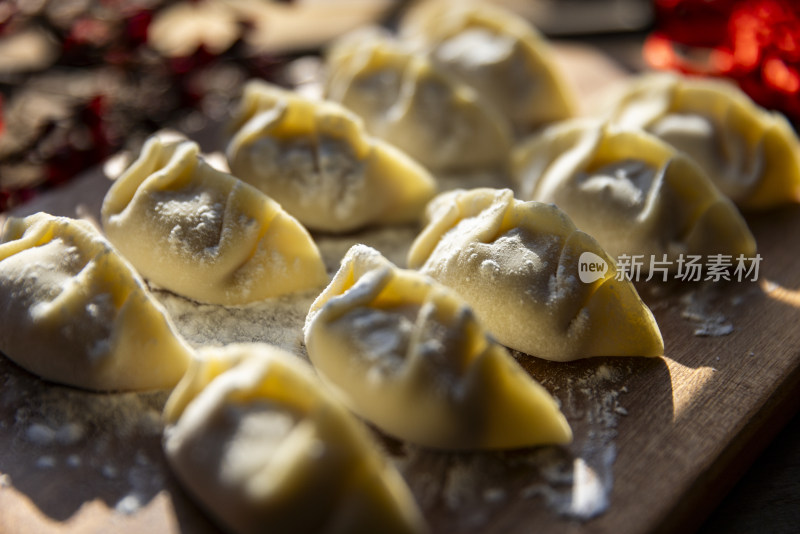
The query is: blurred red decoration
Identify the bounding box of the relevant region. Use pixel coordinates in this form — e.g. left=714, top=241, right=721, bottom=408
left=125, top=10, right=152, bottom=46
left=645, top=0, right=800, bottom=123
left=45, top=95, right=114, bottom=188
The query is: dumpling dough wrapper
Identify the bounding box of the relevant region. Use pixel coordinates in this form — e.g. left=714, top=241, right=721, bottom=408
left=227, top=80, right=437, bottom=233
left=607, top=73, right=800, bottom=210
left=400, top=0, right=575, bottom=135
left=102, top=135, right=328, bottom=306
left=163, top=343, right=427, bottom=534
left=408, top=188, right=664, bottom=362
left=513, top=120, right=757, bottom=265
left=305, top=244, right=573, bottom=449
left=0, top=212, right=192, bottom=391
left=325, top=29, right=512, bottom=173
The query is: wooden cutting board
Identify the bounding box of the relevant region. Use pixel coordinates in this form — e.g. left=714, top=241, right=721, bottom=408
left=1, top=44, right=799, bottom=534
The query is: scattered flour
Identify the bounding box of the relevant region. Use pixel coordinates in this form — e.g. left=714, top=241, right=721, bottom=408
left=26, top=423, right=56, bottom=446
left=483, top=487, right=506, bottom=503
left=3, top=210, right=633, bottom=527
left=1, top=355, right=170, bottom=517
left=55, top=422, right=85, bottom=445
left=394, top=361, right=629, bottom=528
left=115, top=494, right=143, bottom=515
left=153, top=224, right=422, bottom=360
left=518, top=364, right=625, bottom=521
left=567, top=451, right=614, bottom=519
left=1, top=132, right=636, bottom=528
left=680, top=287, right=734, bottom=337
left=314, top=225, right=420, bottom=272
left=36, top=456, right=56, bottom=469
left=155, top=289, right=316, bottom=358
left=102, top=465, right=119, bottom=479
left=444, top=461, right=481, bottom=511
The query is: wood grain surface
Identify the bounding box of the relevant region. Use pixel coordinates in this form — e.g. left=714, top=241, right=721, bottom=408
left=1, top=44, right=799, bottom=534
left=698, top=409, right=800, bottom=534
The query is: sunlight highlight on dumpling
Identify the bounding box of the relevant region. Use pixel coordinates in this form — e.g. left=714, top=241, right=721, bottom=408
left=227, top=80, right=437, bottom=233
left=607, top=73, right=800, bottom=210
left=324, top=29, right=512, bottom=172
left=513, top=120, right=757, bottom=265
left=408, top=188, right=664, bottom=362
left=102, top=135, right=328, bottom=306
left=305, top=244, right=573, bottom=449
left=163, top=343, right=426, bottom=534
left=399, top=0, right=575, bottom=135
left=0, top=213, right=192, bottom=391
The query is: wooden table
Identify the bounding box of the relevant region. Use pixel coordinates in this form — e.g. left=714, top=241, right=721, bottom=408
left=1, top=42, right=799, bottom=534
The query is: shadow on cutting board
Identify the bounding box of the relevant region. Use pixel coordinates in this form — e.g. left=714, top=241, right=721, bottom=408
left=0, top=355, right=219, bottom=532
left=372, top=355, right=675, bottom=533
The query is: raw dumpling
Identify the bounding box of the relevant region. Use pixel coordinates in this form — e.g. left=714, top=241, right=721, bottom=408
left=513, top=120, right=757, bottom=264
left=399, top=0, right=575, bottom=135
left=607, top=73, right=800, bottom=210
left=304, top=245, right=572, bottom=449
left=163, top=343, right=426, bottom=534
left=227, top=80, right=436, bottom=233
left=102, top=135, right=327, bottom=306
left=324, top=29, right=512, bottom=172
left=407, top=188, right=664, bottom=362
left=0, top=212, right=191, bottom=391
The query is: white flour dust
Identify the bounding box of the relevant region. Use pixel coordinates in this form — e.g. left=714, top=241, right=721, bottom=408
left=156, top=219, right=630, bottom=527
left=2, top=161, right=629, bottom=527
left=0, top=357, right=169, bottom=515
left=517, top=363, right=626, bottom=521
left=393, top=362, right=629, bottom=530
left=152, top=225, right=422, bottom=360
left=155, top=289, right=317, bottom=358
left=314, top=225, right=420, bottom=271
left=680, top=286, right=734, bottom=337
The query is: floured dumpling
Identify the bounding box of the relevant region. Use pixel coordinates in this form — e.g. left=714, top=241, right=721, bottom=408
left=102, top=135, right=327, bottom=306
left=324, top=29, right=512, bottom=172
left=399, top=0, right=575, bottom=135
left=227, top=80, right=436, bottom=233
left=407, top=189, right=664, bottom=362
left=0, top=213, right=191, bottom=391
left=304, top=245, right=572, bottom=449
left=163, top=343, right=426, bottom=534
left=513, top=120, right=756, bottom=264
left=607, top=73, right=800, bottom=209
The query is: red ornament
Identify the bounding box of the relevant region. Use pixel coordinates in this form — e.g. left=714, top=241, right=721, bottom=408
left=645, top=0, right=800, bottom=123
